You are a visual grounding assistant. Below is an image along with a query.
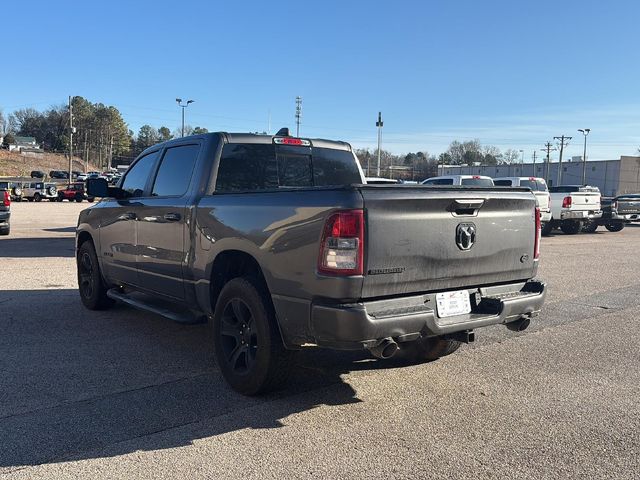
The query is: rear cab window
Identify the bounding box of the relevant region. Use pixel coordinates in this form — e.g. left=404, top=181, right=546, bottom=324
left=214, top=143, right=362, bottom=193
left=520, top=179, right=548, bottom=191
left=494, top=180, right=513, bottom=187
left=461, top=178, right=494, bottom=187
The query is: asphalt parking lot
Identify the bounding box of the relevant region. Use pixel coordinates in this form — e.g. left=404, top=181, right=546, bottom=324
left=1, top=202, right=639, bottom=479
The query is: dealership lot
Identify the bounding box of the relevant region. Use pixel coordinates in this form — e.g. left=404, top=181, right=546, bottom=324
left=1, top=202, right=639, bottom=479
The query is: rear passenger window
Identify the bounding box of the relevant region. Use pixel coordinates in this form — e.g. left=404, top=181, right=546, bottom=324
left=152, top=144, right=200, bottom=197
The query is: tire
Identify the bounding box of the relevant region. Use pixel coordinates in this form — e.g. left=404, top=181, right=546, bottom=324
left=77, top=240, right=114, bottom=310
left=12, top=187, right=21, bottom=197
left=49, top=198, right=56, bottom=202
left=34, top=192, right=42, bottom=202
left=581, top=220, right=598, bottom=233
left=211, top=277, right=294, bottom=395
left=0, top=224, right=9, bottom=236
left=75, top=194, right=83, bottom=203
left=560, top=220, right=582, bottom=235
left=87, top=197, right=95, bottom=203
left=541, top=221, right=553, bottom=236
left=605, top=222, right=624, bottom=232
left=398, top=335, right=461, bottom=363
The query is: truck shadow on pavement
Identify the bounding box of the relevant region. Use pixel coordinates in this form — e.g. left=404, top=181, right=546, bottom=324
left=0, top=289, right=405, bottom=471
left=0, top=237, right=76, bottom=258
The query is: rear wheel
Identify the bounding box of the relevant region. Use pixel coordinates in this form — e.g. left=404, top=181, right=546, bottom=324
left=34, top=192, right=42, bottom=202
left=399, top=335, right=461, bottom=363
left=605, top=222, right=624, bottom=232
left=77, top=241, right=114, bottom=310
left=582, top=220, right=598, bottom=233
left=212, top=277, right=294, bottom=395
left=560, top=220, right=582, bottom=235
left=541, top=221, right=553, bottom=236
left=75, top=194, right=83, bottom=203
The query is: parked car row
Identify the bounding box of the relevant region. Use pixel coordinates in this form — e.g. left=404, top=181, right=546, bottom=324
left=0, top=180, right=95, bottom=202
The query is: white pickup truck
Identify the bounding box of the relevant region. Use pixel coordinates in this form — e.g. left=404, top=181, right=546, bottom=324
left=494, top=177, right=551, bottom=226
left=546, top=185, right=602, bottom=235
left=421, top=175, right=494, bottom=186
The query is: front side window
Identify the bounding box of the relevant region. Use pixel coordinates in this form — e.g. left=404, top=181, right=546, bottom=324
left=152, top=144, right=200, bottom=197
left=121, top=151, right=160, bottom=197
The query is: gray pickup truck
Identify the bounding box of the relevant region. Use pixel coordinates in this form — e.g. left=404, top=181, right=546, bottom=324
left=77, top=130, right=546, bottom=394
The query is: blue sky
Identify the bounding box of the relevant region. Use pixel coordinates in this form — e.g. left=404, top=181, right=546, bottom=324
left=2, top=0, right=639, bottom=160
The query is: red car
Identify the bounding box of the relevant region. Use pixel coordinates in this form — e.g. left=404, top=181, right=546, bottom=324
left=57, top=183, right=95, bottom=203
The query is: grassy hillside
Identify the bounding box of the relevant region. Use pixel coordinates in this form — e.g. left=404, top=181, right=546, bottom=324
left=0, top=150, right=100, bottom=177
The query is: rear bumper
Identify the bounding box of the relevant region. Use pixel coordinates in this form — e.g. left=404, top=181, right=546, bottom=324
left=307, top=280, right=546, bottom=350
left=540, top=210, right=552, bottom=222
left=0, top=211, right=10, bottom=223
left=560, top=210, right=602, bottom=220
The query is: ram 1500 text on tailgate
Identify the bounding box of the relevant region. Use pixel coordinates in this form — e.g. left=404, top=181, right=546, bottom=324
left=78, top=130, right=546, bottom=394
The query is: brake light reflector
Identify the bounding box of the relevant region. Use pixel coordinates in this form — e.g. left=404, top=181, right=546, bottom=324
left=2, top=190, right=9, bottom=207
left=534, top=207, right=541, bottom=260
left=318, top=210, right=364, bottom=275
left=562, top=196, right=572, bottom=208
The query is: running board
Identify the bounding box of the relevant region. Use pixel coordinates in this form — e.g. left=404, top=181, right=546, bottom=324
left=106, top=288, right=207, bottom=324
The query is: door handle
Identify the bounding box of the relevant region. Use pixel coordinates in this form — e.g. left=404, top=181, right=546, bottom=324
left=163, top=213, right=181, bottom=222
left=118, top=212, right=136, bottom=221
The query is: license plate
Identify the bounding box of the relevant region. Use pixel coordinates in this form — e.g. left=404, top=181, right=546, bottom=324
left=436, top=290, right=472, bottom=318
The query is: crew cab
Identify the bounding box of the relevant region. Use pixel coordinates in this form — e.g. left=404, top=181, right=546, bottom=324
left=494, top=177, right=551, bottom=226
left=22, top=181, right=59, bottom=202
left=0, top=188, right=10, bottom=235
left=582, top=194, right=640, bottom=233
left=58, top=183, right=95, bottom=202
left=422, top=175, right=494, bottom=187
left=77, top=130, right=546, bottom=395
left=547, top=185, right=602, bottom=235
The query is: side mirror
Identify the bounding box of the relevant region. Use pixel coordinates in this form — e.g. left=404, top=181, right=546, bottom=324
left=86, top=178, right=109, bottom=197
left=87, top=178, right=127, bottom=199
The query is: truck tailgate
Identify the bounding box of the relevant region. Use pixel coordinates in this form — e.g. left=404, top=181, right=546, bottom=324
left=617, top=196, right=640, bottom=215
left=359, top=187, right=537, bottom=299
left=569, top=192, right=600, bottom=211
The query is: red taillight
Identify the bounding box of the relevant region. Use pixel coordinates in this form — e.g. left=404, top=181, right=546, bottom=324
left=472, top=175, right=481, bottom=179
left=318, top=210, right=364, bottom=276
left=562, top=196, right=572, bottom=208
left=2, top=190, right=10, bottom=207
left=534, top=207, right=541, bottom=260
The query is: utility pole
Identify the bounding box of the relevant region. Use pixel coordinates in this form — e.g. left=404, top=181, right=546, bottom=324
left=376, top=112, right=383, bottom=177
left=541, top=142, right=555, bottom=184
left=553, top=135, right=571, bottom=185
left=68, top=96, right=74, bottom=186
left=532, top=151, right=537, bottom=176
left=295, top=96, right=302, bottom=136
left=578, top=128, right=591, bottom=185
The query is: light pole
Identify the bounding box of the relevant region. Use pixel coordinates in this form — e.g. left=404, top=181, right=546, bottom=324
left=176, top=98, right=194, bottom=137
left=519, top=149, right=524, bottom=163
left=578, top=128, right=591, bottom=185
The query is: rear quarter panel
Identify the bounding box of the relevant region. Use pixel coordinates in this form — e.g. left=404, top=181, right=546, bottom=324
left=193, top=189, right=365, bottom=311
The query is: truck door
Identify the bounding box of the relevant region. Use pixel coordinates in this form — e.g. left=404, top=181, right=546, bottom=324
left=100, top=150, right=160, bottom=287
left=135, top=143, right=201, bottom=300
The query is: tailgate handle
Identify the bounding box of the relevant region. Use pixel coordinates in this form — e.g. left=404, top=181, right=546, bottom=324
left=451, top=199, right=484, bottom=215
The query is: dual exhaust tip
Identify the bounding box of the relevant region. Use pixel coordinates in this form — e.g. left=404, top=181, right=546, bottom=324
left=367, top=317, right=531, bottom=360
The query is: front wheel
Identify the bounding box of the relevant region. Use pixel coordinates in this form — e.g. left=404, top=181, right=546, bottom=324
left=212, top=277, right=294, bottom=395
left=398, top=335, right=461, bottom=363
left=605, top=222, right=624, bottom=232
left=560, top=220, right=582, bottom=235
left=77, top=241, right=114, bottom=310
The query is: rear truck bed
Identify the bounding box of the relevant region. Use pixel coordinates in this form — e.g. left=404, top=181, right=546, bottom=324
left=283, top=185, right=546, bottom=350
